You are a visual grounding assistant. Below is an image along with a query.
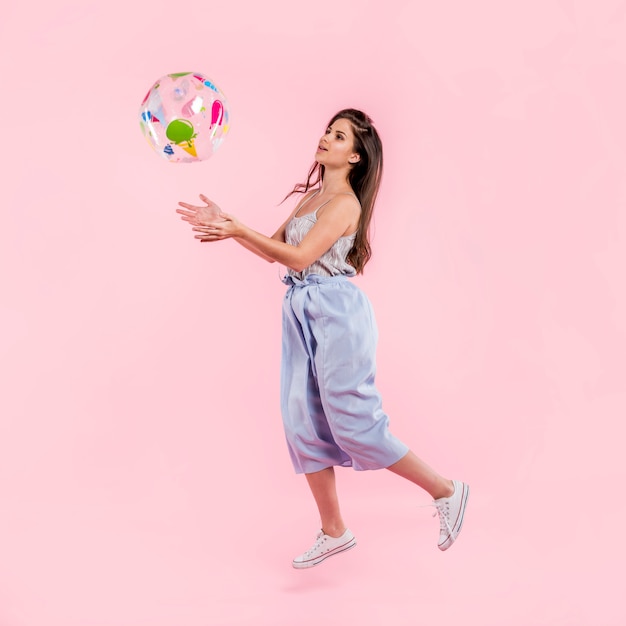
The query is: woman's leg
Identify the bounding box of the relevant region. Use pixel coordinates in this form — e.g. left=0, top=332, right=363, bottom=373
left=293, top=466, right=356, bottom=568
left=386, top=450, right=454, bottom=500
left=305, top=466, right=347, bottom=538
left=388, top=452, right=470, bottom=552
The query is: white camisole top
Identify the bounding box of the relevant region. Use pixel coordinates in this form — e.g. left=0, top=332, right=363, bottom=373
left=285, top=190, right=358, bottom=279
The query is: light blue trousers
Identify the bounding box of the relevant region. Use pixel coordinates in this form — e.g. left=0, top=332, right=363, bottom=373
left=281, top=274, right=409, bottom=474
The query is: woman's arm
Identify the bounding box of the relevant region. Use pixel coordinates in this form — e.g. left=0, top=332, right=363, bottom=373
left=195, top=194, right=359, bottom=272
left=231, top=236, right=276, bottom=263
left=228, top=197, right=310, bottom=263
left=176, top=194, right=274, bottom=263
left=177, top=194, right=306, bottom=264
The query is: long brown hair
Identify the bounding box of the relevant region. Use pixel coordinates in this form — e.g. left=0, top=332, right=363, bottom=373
left=284, top=109, right=383, bottom=274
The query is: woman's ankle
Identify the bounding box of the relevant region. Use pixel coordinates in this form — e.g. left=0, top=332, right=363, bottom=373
left=432, top=479, right=455, bottom=500
left=321, top=524, right=347, bottom=538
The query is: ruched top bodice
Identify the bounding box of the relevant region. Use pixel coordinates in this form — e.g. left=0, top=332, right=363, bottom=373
left=285, top=191, right=358, bottom=280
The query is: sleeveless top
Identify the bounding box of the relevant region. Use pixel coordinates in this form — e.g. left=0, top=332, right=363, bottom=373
left=285, top=190, right=358, bottom=279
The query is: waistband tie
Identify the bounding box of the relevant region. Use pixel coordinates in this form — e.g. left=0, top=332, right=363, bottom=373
left=282, top=274, right=349, bottom=287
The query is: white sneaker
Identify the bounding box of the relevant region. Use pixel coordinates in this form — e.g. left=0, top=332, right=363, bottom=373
left=292, top=529, right=357, bottom=569
left=434, top=480, right=469, bottom=551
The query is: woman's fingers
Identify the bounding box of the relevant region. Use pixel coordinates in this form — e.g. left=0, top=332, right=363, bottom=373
left=194, top=230, right=223, bottom=240
left=176, top=205, right=198, bottom=218
left=194, top=225, right=216, bottom=233
left=178, top=215, right=199, bottom=226
left=176, top=198, right=226, bottom=240
left=177, top=201, right=202, bottom=211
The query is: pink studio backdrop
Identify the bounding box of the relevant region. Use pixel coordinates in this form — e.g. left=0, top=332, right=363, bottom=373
left=1, top=1, right=625, bottom=625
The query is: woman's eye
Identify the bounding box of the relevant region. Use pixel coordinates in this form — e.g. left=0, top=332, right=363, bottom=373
left=336, top=134, right=343, bottom=140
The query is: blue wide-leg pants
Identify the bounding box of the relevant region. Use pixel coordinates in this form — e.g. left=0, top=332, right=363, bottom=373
left=280, top=274, right=409, bottom=474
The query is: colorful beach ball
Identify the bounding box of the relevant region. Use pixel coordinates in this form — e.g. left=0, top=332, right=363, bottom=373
left=139, top=72, right=230, bottom=163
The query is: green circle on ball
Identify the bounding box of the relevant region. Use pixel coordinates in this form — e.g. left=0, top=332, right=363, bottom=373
left=166, top=119, right=194, bottom=143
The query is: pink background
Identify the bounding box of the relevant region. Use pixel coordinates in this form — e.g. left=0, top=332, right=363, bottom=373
left=1, top=1, right=625, bottom=624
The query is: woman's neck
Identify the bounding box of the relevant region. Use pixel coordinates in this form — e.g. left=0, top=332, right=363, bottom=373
left=320, top=167, right=352, bottom=194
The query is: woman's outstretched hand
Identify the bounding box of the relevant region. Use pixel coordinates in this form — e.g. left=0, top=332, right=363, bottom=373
left=176, top=194, right=243, bottom=242
left=192, top=212, right=242, bottom=242
left=176, top=194, right=222, bottom=226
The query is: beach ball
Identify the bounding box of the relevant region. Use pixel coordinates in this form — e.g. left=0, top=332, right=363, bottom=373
left=139, top=72, right=230, bottom=163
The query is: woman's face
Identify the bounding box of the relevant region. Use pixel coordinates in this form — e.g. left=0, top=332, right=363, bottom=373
left=316, top=118, right=361, bottom=168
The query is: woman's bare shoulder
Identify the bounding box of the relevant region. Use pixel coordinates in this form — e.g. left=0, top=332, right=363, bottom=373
left=321, top=191, right=360, bottom=216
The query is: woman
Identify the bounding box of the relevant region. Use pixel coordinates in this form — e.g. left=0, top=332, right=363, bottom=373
left=176, top=109, right=469, bottom=569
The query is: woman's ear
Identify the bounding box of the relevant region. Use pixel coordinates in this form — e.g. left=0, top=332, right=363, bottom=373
left=349, top=153, right=361, bottom=164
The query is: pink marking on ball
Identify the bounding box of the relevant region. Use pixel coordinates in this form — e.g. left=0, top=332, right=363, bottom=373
left=211, top=100, right=224, bottom=126
left=181, top=99, right=195, bottom=118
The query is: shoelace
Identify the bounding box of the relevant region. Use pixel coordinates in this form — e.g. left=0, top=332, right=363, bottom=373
left=304, top=532, right=327, bottom=557
left=418, top=502, right=452, bottom=536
